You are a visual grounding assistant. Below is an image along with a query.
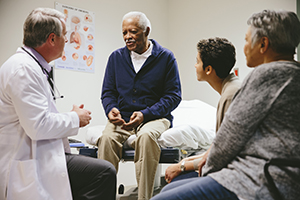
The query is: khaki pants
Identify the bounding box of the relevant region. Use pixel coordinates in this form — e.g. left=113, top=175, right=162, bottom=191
left=97, top=118, right=170, bottom=200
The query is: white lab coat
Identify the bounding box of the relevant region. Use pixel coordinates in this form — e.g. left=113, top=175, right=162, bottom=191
left=0, top=47, right=79, bottom=200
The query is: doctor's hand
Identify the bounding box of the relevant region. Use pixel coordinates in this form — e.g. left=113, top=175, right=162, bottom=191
left=108, top=107, right=125, bottom=126
left=121, top=111, right=143, bottom=131
left=72, top=104, right=92, bottom=127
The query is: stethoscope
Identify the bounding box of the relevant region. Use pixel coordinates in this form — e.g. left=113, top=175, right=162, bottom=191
left=21, top=47, right=64, bottom=100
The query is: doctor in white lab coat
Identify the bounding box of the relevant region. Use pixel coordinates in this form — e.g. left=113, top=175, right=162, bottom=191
left=0, top=8, right=116, bottom=200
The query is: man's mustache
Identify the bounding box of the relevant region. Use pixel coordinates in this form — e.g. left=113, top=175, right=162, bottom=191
left=125, top=39, right=136, bottom=43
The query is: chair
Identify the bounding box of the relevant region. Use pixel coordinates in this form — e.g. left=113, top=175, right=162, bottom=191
left=264, top=158, right=300, bottom=200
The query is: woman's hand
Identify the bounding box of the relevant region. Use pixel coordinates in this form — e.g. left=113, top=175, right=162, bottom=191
left=164, top=163, right=181, bottom=183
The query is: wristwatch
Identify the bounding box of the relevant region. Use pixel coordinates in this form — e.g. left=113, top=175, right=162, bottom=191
left=180, top=160, right=185, bottom=172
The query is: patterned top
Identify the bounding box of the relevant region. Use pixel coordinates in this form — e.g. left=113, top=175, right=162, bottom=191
left=203, top=61, right=300, bottom=200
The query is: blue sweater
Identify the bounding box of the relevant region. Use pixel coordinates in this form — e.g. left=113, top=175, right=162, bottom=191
left=101, top=39, right=181, bottom=125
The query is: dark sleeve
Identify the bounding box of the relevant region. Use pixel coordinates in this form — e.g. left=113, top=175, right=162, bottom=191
left=101, top=54, right=118, bottom=117
left=140, top=53, right=182, bottom=122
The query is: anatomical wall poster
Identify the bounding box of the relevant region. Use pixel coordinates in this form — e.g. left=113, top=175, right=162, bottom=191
left=55, top=2, right=95, bottom=73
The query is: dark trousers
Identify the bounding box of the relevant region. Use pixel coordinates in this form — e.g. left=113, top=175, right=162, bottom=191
left=65, top=153, right=116, bottom=200
left=151, top=176, right=239, bottom=200
left=172, top=171, right=198, bottom=182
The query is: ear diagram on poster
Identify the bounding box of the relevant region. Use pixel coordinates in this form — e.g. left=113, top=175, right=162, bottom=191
left=55, top=2, right=95, bottom=73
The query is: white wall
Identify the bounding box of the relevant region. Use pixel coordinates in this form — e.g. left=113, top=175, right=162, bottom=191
left=0, top=0, right=296, bottom=190
left=167, top=0, right=296, bottom=108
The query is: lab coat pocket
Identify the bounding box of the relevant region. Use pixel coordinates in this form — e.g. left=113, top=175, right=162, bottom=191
left=7, top=159, right=48, bottom=200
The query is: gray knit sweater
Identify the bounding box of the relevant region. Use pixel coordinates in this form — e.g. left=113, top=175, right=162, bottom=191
left=202, top=61, right=300, bottom=200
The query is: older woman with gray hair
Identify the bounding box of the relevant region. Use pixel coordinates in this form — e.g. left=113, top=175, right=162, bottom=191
left=151, top=9, right=300, bottom=200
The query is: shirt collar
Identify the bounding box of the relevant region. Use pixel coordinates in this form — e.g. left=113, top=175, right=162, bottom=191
left=221, top=73, right=238, bottom=94
left=131, top=40, right=153, bottom=59
left=22, top=46, right=52, bottom=74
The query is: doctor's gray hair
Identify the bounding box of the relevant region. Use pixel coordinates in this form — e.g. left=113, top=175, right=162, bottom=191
left=247, top=9, right=300, bottom=54
left=23, top=8, right=65, bottom=48
left=122, top=11, right=151, bottom=36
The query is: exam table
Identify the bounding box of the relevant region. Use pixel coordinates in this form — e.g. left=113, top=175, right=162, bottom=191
left=80, top=99, right=217, bottom=199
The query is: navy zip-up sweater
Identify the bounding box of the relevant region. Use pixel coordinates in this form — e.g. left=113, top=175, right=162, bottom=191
left=101, top=39, right=181, bottom=126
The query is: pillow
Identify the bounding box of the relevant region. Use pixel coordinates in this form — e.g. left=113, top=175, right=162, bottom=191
left=86, top=125, right=105, bottom=146
left=172, top=99, right=216, bottom=130
left=157, top=100, right=217, bottom=150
